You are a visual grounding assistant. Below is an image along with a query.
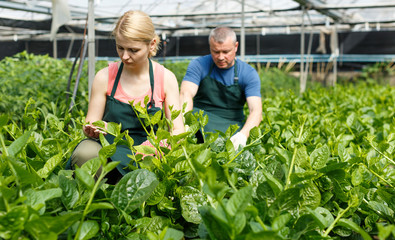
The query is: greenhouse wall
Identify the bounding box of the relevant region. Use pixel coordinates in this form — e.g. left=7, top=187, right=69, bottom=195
left=0, top=30, right=394, bottom=63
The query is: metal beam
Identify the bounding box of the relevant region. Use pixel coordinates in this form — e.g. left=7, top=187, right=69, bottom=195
left=0, top=1, right=86, bottom=16
left=315, top=3, right=395, bottom=10
left=292, top=0, right=345, bottom=22
left=0, top=1, right=51, bottom=14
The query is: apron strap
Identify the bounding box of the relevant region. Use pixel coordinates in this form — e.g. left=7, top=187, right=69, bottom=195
left=209, top=60, right=239, bottom=84
left=111, top=62, right=124, bottom=97
left=233, top=60, right=239, bottom=84
left=110, top=60, right=155, bottom=107
left=148, top=59, right=155, bottom=108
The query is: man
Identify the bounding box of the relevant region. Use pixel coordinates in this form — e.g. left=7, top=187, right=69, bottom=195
left=180, top=26, right=262, bottom=149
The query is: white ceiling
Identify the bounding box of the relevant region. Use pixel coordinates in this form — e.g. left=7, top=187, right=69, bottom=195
left=1, top=0, right=395, bottom=41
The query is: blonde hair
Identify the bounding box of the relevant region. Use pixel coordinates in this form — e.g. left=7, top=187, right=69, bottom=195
left=112, top=10, right=160, bottom=58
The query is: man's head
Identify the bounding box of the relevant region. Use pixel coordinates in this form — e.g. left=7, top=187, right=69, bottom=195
left=208, top=27, right=238, bottom=69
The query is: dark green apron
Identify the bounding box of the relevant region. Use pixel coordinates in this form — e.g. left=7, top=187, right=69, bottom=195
left=193, top=61, right=245, bottom=133
left=103, top=59, right=161, bottom=175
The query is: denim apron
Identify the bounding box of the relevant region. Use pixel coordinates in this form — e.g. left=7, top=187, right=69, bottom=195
left=193, top=61, right=245, bottom=133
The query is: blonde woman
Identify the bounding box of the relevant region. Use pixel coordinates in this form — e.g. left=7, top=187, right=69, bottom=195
left=67, top=10, right=184, bottom=184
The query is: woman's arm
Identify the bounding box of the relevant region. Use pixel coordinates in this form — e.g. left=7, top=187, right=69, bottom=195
left=163, top=68, right=185, bottom=135
left=83, top=67, right=109, bottom=138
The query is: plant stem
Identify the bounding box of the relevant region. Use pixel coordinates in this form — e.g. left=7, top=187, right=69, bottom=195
left=368, top=139, right=395, bottom=166
left=285, top=147, right=297, bottom=190
left=74, top=171, right=107, bottom=240
left=226, top=134, right=265, bottom=166
left=181, top=145, right=203, bottom=189
left=366, top=167, right=394, bottom=188
left=285, top=117, right=306, bottom=189
left=323, top=204, right=352, bottom=237
left=255, top=216, right=268, bottom=231
left=0, top=133, right=20, bottom=186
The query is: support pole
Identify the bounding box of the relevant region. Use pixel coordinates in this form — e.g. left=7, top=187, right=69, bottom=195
left=53, top=37, right=57, bottom=59
left=332, top=24, right=338, bottom=86
left=240, top=0, right=245, bottom=61
left=88, top=0, right=95, bottom=99
left=300, top=7, right=306, bottom=94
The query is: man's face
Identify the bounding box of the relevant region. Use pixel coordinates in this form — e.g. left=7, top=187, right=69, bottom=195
left=209, top=37, right=238, bottom=69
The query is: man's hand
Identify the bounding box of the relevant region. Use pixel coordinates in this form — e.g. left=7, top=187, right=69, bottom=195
left=230, top=132, right=247, bottom=150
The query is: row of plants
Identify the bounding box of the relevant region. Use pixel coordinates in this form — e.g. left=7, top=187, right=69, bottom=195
left=0, top=52, right=394, bottom=239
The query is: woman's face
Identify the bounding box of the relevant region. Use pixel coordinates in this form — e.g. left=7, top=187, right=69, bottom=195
left=115, top=35, right=153, bottom=68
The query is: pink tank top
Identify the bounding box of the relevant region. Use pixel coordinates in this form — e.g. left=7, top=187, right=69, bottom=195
left=106, top=62, right=165, bottom=108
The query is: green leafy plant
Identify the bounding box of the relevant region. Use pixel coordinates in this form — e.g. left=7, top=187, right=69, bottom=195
left=0, top=53, right=394, bottom=239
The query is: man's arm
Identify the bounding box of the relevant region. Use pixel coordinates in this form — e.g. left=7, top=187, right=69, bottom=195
left=179, top=81, right=199, bottom=112
left=239, top=96, right=262, bottom=138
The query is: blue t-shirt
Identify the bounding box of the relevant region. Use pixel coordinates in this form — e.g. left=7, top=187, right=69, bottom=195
left=182, top=55, right=261, bottom=98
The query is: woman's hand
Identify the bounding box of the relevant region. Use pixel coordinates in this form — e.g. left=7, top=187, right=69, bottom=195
left=83, top=122, right=107, bottom=139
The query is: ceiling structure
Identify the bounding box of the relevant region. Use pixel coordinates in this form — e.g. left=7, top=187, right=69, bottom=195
left=0, top=0, right=395, bottom=42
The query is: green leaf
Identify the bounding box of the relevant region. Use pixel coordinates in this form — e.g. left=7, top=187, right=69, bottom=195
left=262, top=170, right=283, bottom=195
left=24, top=188, right=62, bottom=214
left=337, top=218, right=372, bottom=240
left=99, top=144, right=116, bottom=159
left=159, top=227, right=184, bottom=240
left=0, top=205, right=28, bottom=238
left=106, top=122, right=120, bottom=137
left=151, top=110, right=163, bottom=125
left=25, top=212, right=82, bottom=239
left=226, top=186, right=252, bottom=216
left=135, top=216, right=173, bottom=234
left=111, top=169, right=159, bottom=214
left=134, top=144, right=156, bottom=155
left=8, top=158, right=43, bottom=186
left=338, top=143, right=351, bottom=162
left=102, top=161, right=119, bottom=173
left=268, top=187, right=300, bottom=218
left=272, top=213, right=292, bottom=231
left=377, top=223, right=395, bottom=240
left=306, top=207, right=334, bottom=229
left=367, top=201, right=394, bottom=222
left=310, top=144, right=330, bottom=169
left=80, top=157, right=101, bottom=176
left=77, top=220, right=99, bottom=240
left=233, top=212, right=247, bottom=235
left=246, top=231, right=284, bottom=240
left=199, top=205, right=232, bottom=240
left=75, top=168, right=95, bottom=189
left=87, top=202, right=114, bottom=214
left=295, top=145, right=310, bottom=169
left=299, top=181, right=321, bottom=210
left=195, top=148, right=212, bottom=166
left=7, top=129, right=33, bottom=157
left=0, top=114, right=8, bottom=128
left=274, top=147, right=291, bottom=164
left=346, top=113, right=356, bottom=127
left=351, top=164, right=364, bottom=186
left=179, top=186, right=206, bottom=224
left=146, top=182, right=166, bottom=206
left=37, top=153, right=62, bottom=179
left=171, top=109, right=181, bottom=121
left=59, top=175, right=79, bottom=210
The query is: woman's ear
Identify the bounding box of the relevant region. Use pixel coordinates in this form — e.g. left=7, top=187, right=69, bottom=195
left=150, top=38, right=157, bottom=51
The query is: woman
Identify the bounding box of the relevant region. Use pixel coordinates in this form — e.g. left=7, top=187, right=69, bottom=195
left=68, top=10, right=184, bottom=184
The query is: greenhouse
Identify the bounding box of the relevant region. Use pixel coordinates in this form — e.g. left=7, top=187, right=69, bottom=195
left=0, top=0, right=394, bottom=239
